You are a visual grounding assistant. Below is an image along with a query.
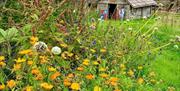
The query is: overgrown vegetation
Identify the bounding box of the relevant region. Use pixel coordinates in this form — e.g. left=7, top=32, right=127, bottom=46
left=0, top=0, right=179, bottom=91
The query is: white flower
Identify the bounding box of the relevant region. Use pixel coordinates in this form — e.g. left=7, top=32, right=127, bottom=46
left=51, top=46, right=61, bottom=55
left=73, top=10, right=76, bottom=13
left=33, top=41, right=48, bottom=53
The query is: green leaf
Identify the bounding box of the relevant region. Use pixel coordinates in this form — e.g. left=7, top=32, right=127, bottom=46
left=0, top=28, right=6, bottom=43
left=22, top=24, right=32, bottom=32
left=0, top=28, right=6, bottom=38
left=6, top=27, right=18, bottom=40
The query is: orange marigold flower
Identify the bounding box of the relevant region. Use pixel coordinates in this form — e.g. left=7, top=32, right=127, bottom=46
left=13, top=64, right=21, bottom=71
left=109, top=77, right=119, bottom=82
left=70, top=83, right=80, bottom=90
left=86, top=74, right=94, bottom=80
left=0, top=84, right=5, bottom=90
left=31, top=68, right=40, bottom=75
left=50, top=72, right=61, bottom=80
left=108, top=77, right=119, bottom=86
left=27, top=61, right=33, bottom=65
left=40, top=82, right=53, bottom=90
left=7, top=80, right=16, bottom=89
left=35, top=73, right=43, bottom=80
left=67, top=73, right=74, bottom=78
left=64, top=79, right=71, bottom=87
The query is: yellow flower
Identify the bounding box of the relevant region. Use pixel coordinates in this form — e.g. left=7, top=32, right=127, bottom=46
left=114, top=89, right=122, bottom=91
left=60, top=43, right=68, bottom=48
left=15, top=58, right=26, bottom=63
left=94, top=86, right=101, bottom=91
left=0, top=61, right=6, bottom=67
left=25, top=86, right=33, bottom=91
left=82, top=59, right=89, bottom=66
left=120, top=64, right=126, bottom=70
left=99, top=67, right=106, bottom=72
left=86, top=74, right=94, bottom=80
left=40, top=82, right=53, bottom=90
left=127, top=70, right=134, bottom=77
left=100, top=48, right=107, bottom=53
left=150, top=79, right=156, bottom=84
left=27, top=61, right=33, bottom=65
left=75, top=55, right=80, bottom=60
left=167, top=86, right=175, bottom=91
left=61, top=51, right=68, bottom=59
left=13, top=64, right=21, bottom=71
left=48, top=66, right=56, bottom=72
left=77, top=67, right=84, bottom=71
left=149, top=71, right=156, bottom=77
left=39, top=56, right=48, bottom=64
left=30, top=36, right=38, bottom=45
left=0, top=56, right=5, bottom=61
left=138, top=66, right=143, bottom=70
left=7, top=80, right=16, bottom=89
left=99, top=73, right=109, bottom=78
left=50, top=72, right=61, bottom=80
left=67, top=52, right=74, bottom=57
left=70, top=83, right=80, bottom=90
left=137, top=77, right=144, bottom=84
left=0, top=84, right=5, bottom=90
left=19, top=49, right=32, bottom=55
left=92, top=61, right=99, bottom=65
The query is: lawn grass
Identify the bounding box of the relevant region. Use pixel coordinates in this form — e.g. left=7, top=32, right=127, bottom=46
left=98, top=16, right=180, bottom=90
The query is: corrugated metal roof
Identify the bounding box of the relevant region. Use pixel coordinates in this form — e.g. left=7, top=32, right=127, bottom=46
left=98, top=0, right=157, bottom=8
left=127, top=0, right=157, bottom=8
left=99, top=0, right=127, bottom=4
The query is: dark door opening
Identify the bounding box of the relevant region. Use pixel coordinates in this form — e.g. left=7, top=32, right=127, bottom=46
left=108, top=4, right=117, bottom=19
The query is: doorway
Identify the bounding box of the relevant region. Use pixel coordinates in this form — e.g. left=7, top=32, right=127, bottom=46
left=108, top=4, right=117, bottom=19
